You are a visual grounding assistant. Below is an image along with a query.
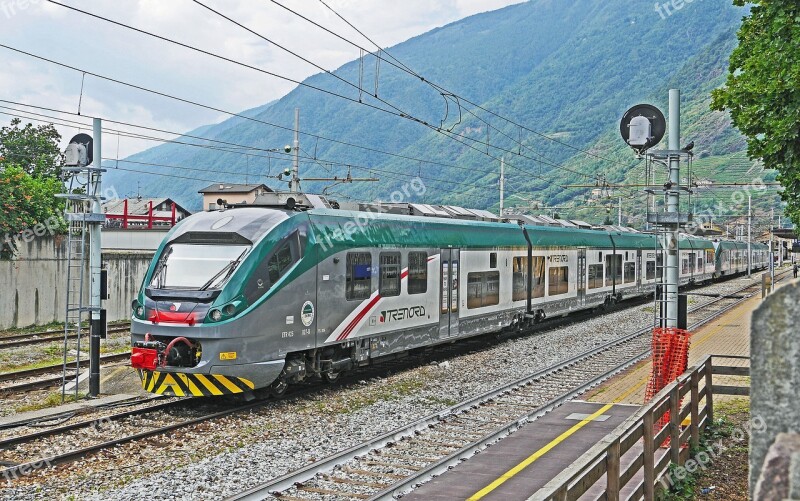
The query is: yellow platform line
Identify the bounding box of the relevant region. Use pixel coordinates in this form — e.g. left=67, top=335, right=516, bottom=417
left=467, top=380, right=643, bottom=500
left=594, top=295, right=757, bottom=405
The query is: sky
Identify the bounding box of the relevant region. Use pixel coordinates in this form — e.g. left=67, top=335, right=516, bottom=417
left=0, top=0, right=522, bottom=157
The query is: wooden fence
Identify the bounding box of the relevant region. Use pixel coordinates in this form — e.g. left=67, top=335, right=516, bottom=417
left=532, top=354, right=750, bottom=500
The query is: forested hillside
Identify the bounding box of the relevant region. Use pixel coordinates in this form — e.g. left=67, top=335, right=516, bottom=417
left=104, top=0, right=780, bottom=224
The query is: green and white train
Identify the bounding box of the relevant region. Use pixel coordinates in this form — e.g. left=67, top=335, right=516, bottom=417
left=129, top=196, right=769, bottom=397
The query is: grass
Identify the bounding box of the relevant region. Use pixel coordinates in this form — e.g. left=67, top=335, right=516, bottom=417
left=0, top=348, right=130, bottom=374
left=304, top=379, right=427, bottom=415
left=656, top=397, right=751, bottom=500
left=15, top=391, right=86, bottom=413
left=0, top=319, right=130, bottom=337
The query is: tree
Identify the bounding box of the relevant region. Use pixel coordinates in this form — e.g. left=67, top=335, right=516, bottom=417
left=0, top=118, right=64, bottom=178
left=0, top=165, right=65, bottom=259
left=711, top=1, right=800, bottom=225
left=0, top=118, right=66, bottom=258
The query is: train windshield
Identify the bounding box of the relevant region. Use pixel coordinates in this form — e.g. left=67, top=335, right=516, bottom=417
left=150, top=244, right=250, bottom=290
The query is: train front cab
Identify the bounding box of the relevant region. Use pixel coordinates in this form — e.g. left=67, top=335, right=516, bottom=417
left=129, top=208, right=312, bottom=398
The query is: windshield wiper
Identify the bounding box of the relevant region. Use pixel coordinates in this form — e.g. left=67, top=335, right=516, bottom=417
left=151, top=247, right=173, bottom=289
left=199, top=248, right=249, bottom=291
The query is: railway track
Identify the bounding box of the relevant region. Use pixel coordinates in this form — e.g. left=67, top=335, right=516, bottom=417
left=0, top=323, right=131, bottom=349
left=0, top=397, right=276, bottom=480
left=0, top=353, right=131, bottom=394
left=0, top=273, right=782, bottom=492
left=225, top=275, right=781, bottom=501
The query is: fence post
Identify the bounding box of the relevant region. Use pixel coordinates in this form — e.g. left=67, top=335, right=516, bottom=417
left=607, top=439, right=620, bottom=501
left=705, top=357, right=714, bottom=425
left=643, top=411, right=655, bottom=500
left=670, top=385, right=681, bottom=464
left=690, top=369, right=700, bottom=449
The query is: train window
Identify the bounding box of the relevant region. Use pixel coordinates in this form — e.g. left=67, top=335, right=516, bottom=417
left=682, top=258, right=689, bottom=274
left=243, top=230, right=306, bottom=304
left=407, top=252, right=428, bottom=295
left=588, top=264, right=603, bottom=289
left=513, top=257, right=545, bottom=300
left=379, top=253, right=401, bottom=297
left=706, top=250, right=714, bottom=264
left=605, top=255, right=622, bottom=286
left=267, top=242, right=294, bottom=284
left=512, top=257, right=527, bottom=301
left=688, top=253, right=696, bottom=271
left=624, top=262, right=636, bottom=283
left=548, top=266, right=569, bottom=296
left=646, top=261, right=656, bottom=280
left=490, top=252, right=497, bottom=269
left=346, top=252, right=372, bottom=300
left=467, top=271, right=500, bottom=309
left=533, top=257, right=545, bottom=298
left=697, top=257, right=703, bottom=270
left=657, top=255, right=663, bottom=279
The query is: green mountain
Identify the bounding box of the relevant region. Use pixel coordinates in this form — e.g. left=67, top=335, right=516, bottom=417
left=105, top=0, right=782, bottom=227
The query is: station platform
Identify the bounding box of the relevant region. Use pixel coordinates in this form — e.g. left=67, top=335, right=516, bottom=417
left=584, top=290, right=758, bottom=406
left=407, top=286, right=761, bottom=500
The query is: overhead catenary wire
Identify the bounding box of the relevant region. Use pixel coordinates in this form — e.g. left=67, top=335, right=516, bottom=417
left=308, top=0, right=627, bottom=172
left=0, top=105, right=491, bottom=191
left=0, top=99, right=579, bottom=194
left=0, top=42, right=559, bottom=182
left=33, top=2, right=587, bottom=183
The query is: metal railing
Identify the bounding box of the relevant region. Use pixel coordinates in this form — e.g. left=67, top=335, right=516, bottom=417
left=531, top=355, right=749, bottom=501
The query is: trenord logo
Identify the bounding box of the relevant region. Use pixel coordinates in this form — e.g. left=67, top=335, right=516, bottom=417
left=379, top=306, right=426, bottom=323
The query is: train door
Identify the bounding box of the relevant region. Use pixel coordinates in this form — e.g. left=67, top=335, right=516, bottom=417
left=439, top=248, right=460, bottom=339
left=577, top=249, right=586, bottom=305
left=636, top=250, right=642, bottom=290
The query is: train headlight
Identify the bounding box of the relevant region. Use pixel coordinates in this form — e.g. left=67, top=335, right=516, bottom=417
left=132, top=300, right=145, bottom=319
left=210, top=309, right=222, bottom=322
left=223, top=304, right=236, bottom=316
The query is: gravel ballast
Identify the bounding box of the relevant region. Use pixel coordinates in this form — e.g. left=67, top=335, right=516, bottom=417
left=0, top=276, right=762, bottom=500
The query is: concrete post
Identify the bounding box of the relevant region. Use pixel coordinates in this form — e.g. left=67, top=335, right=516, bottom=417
left=750, top=280, right=800, bottom=497
left=665, top=89, right=680, bottom=329
left=748, top=195, right=752, bottom=278
left=290, top=107, right=300, bottom=193
left=88, top=118, right=103, bottom=397
left=499, top=157, right=505, bottom=217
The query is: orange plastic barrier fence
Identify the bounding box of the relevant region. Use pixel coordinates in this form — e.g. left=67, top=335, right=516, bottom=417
left=645, top=327, right=692, bottom=436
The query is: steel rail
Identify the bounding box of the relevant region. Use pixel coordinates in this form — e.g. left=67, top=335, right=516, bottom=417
left=2, top=271, right=783, bottom=492
left=0, top=353, right=130, bottom=384
left=370, top=273, right=785, bottom=500
left=0, top=323, right=130, bottom=342
left=0, top=326, right=130, bottom=349
left=225, top=273, right=783, bottom=501
left=0, top=398, right=268, bottom=480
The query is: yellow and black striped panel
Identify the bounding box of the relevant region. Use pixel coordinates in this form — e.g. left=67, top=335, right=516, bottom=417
left=138, top=370, right=255, bottom=397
